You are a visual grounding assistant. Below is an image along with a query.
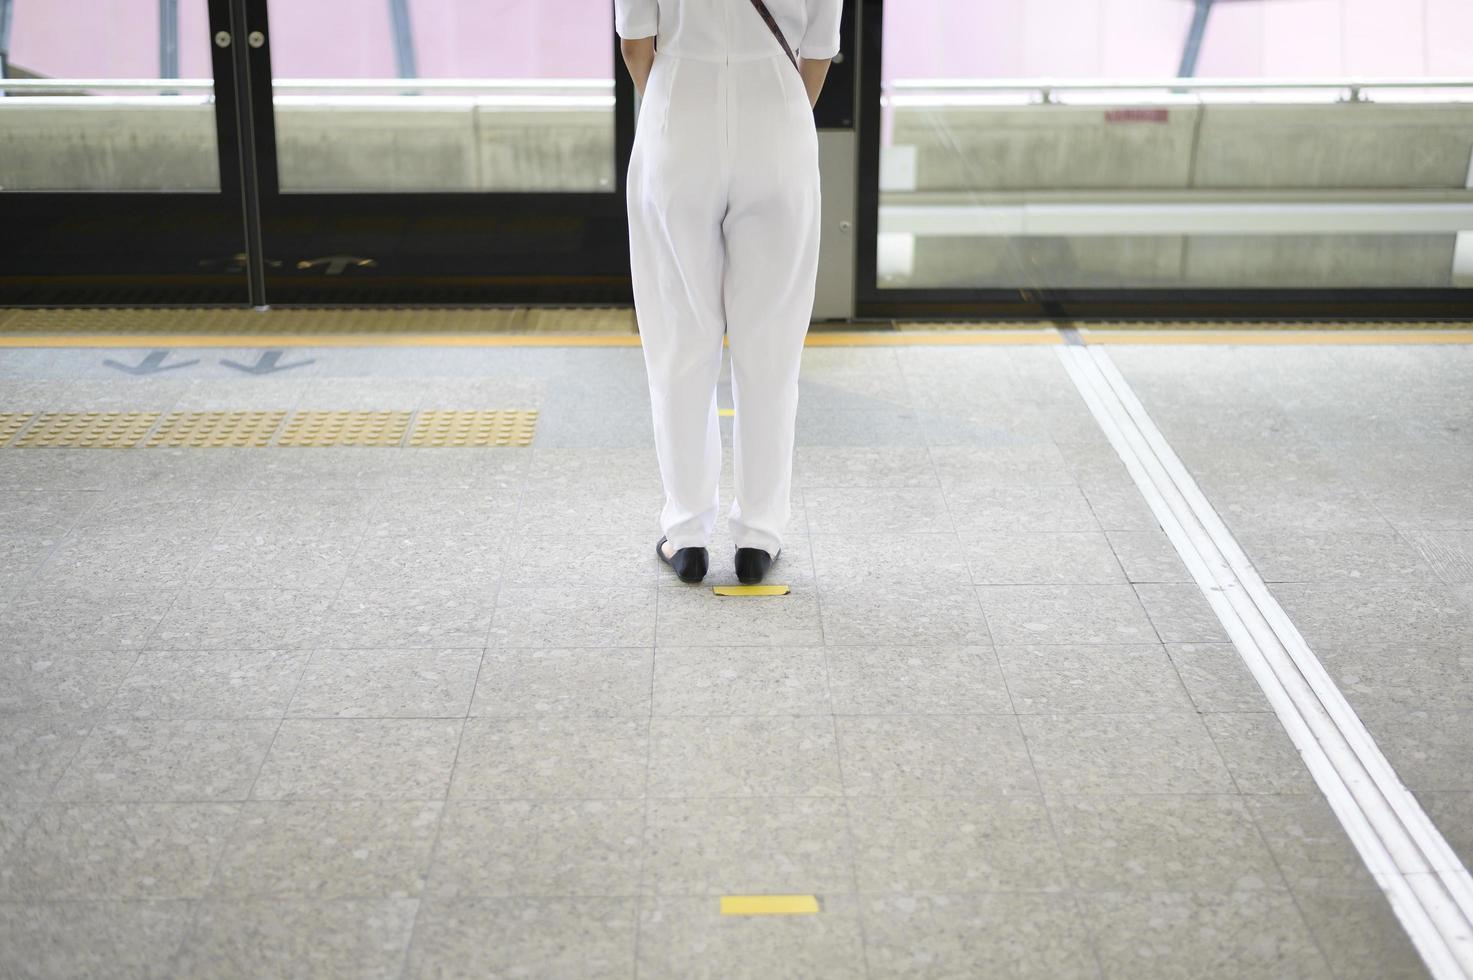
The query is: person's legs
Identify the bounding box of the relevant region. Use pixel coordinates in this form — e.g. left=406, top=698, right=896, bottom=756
left=722, top=56, right=822, bottom=557
left=627, top=54, right=728, bottom=550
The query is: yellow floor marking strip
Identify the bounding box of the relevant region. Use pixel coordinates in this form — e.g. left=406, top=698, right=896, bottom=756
left=720, top=895, right=820, bottom=916
left=718, top=408, right=735, bottom=417
left=712, top=584, right=791, bottom=596
left=1081, top=329, right=1473, bottom=345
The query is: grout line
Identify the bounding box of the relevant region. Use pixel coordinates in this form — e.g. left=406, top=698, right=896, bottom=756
left=1056, top=341, right=1473, bottom=978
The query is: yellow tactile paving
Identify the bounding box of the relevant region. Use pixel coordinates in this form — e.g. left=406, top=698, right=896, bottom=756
left=409, top=410, right=539, bottom=447
left=277, top=410, right=413, bottom=447
left=0, top=412, right=34, bottom=445
left=720, top=895, right=820, bottom=916
left=145, top=411, right=287, bottom=448
left=16, top=412, right=159, bottom=448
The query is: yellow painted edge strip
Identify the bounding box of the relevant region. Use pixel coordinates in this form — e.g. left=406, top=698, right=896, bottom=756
left=1081, top=329, right=1473, bottom=345
left=718, top=408, right=735, bottom=417
left=712, top=584, right=791, bottom=597
left=4, top=328, right=1471, bottom=349
left=720, top=895, right=820, bottom=916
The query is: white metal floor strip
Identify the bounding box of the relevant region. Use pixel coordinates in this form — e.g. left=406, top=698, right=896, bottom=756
left=1057, top=343, right=1473, bottom=979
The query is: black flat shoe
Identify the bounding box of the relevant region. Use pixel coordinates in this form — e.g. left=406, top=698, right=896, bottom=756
left=734, top=546, right=780, bottom=585
left=657, top=536, right=708, bottom=584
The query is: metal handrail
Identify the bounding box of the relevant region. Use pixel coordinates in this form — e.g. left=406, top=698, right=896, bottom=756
left=885, top=76, right=1473, bottom=105
left=0, top=77, right=613, bottom=92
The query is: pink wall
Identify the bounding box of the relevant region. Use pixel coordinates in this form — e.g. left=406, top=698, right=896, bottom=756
left=9, top=0, right=1472, bottom=82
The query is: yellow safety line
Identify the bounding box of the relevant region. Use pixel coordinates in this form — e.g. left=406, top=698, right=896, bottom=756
left=720, top=895, right=820, bottom=916
left=712, top=584, right=791, bottom=596
left=718, top=408, right=735, bottom=417
left=1081, top=329, right=1473, bottom=345
left=3, top=328, right=1471, bottom=349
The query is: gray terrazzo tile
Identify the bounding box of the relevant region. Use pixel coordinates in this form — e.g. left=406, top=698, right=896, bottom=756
left=793, top=445, right=938, bottom=488
left=977, top=585, right=1158, bottom=645
left=0, top=715, right=95, bottom=801
left=0, top=900, right=196, bottom=980
left=341, top=532, right=509, bottom=590
left=847, top=795, right=1066, bottom=893
left=149, top=589, right=334, bottom=650
left=1076, top=477, right=1161, bottom=532
left=1316, top=644, right=1473, bottom=713
left=1201, top=712, right=1317, bottom=795
left=819, top=585, right=990, bottom=646
left=0, top=802, right=238, bottom=899
left=962, top=531, right=1126, bottom=585
left=219, top=489, right=379, bottom=535
left=211, top=800, right=441, bottom=899
left=525, top=447, right=661, bottom=491
left=450, top=717, right=647, bottom=800
left=637, top=894, right=865, bottom=980
left=1363, top=480, right=1473, bottom=531
left=1134, top=583, right=1230, bottom=643
left=492, top=586, right=655, bottom=648
left=823, top=645, right=1012, bottom=715
left=319, top=587, right=498, bottom=649
left=797, top=407, right=928, bottom=448
left=647, top=715, right=841, bottom=798
left=71, top=489, right=235, bottom=534
left=287, top=647, right=481, bottom=719
left=0, top=648, right=137, bottom=719
left=174, top=898, right=418, bottom=980
left=655, top=587, right=824, bottom=647
left=501, top=531, right=659, bottom=586
left=929, top=444, right=1075, bottom=488
left=1416, top=791, right=1473, bottom=868
left=1400, top=529, right=1473, bottom=584
left=1356, top=709, right=1473, bottom=792
left=803, top=487, right=955, bottom=535
left=1167, top=643, right=1270, bottom=713
left=469, top=648, right=652, bottom=717
left=809, top=532, right=969, bottom=593
left=1079, top=890, right=1331, bottom=980
left=430, top=800, right=644, bottom=898
left=251, top=719, right=462, bottom=801
left=641, top=797, right=852, bottom=896
left=1051, top=794, right=1284, bottom=892
left=52, top=720, right=277, bottom=802
left=835, top=715, right=1038, bottom=797
left=1271, top=582, right=1471, bottom=647
left=1289, top=882, right=1429, bottom=980
left=406, top=896, right=636, bottom=980
left=0, top=805, right=36, bottom=865
left=996, top=644, right=1194, bottom=714
left=0, top=534, right=54, bottom=593
left=514, top=486, right=662, bottom=535
left=859, top=892, right=1100, bottom=979
left=1105, top=529, right=1192, bottom=583
left=104, top=649, right=308, bottom=720
left=1021, top=713, right=1236, bottom=796
left=651, top=646, right=830, bottom=716
left=1243, top=794, right=1374, bottom=888
left=1204, top=480, right=1391, bottom=533
left=0, top=589, right=178, bottom=652
left=1235, top=530, right=1439, bottom=583
left=186, top=530, right=361, bottom=591
left=0, top=450, right=132, bottom=491
left=942, top=484, right=1100, bottom=534
left=32, top=527, right=216, bottom=591
left=237, top=448, right=529, bottom=491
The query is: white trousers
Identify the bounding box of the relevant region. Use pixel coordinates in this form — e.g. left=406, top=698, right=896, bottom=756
left=627, top=50, right=821, bottom=556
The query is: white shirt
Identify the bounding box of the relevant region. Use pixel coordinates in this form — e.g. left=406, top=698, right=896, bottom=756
left=615, top=0, right=842, bottom=62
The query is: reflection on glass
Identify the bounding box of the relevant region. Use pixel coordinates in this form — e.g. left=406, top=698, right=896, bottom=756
left=265, top=0, right=615, bottom=194
left=0, top=0, right=219, bottom=192
left=879, top=1, right=1473, bottom=290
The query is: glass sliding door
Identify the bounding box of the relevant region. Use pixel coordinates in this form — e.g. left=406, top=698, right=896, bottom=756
left=856, top=0, right=1473, bottom=319
left=0, top=0, right=249, bottom=304
left=246, top=0, right=634, bottom=304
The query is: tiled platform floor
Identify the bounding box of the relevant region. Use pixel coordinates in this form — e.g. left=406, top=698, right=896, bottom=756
left=0, top=339, right=1463, bottom=978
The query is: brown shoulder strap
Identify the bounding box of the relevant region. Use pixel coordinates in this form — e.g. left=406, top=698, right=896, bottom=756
left=747, top=0, right=801, bottom=73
